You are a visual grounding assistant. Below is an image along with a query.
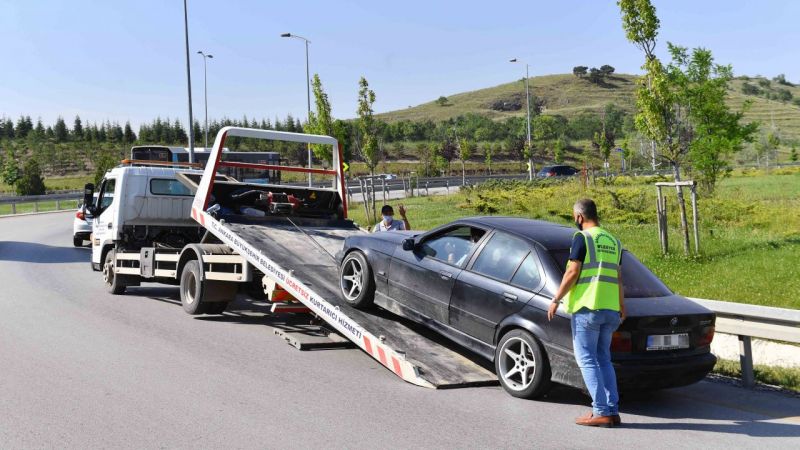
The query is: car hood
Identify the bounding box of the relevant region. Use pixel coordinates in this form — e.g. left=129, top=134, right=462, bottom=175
left=360, top=230, right=417, bottom=244
left=625, top=294, right=713, bottom=317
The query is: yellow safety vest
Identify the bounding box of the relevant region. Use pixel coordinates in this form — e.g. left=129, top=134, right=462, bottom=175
left=565, top=226, right=622, bottom=313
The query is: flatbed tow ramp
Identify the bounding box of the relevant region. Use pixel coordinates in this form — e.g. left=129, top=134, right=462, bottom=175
left=191, top=127, right=495, bottom=388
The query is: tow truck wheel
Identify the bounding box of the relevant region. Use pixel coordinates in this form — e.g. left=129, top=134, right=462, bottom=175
left=103, top=250, right=126, bottom=295
left=339, top=251, right=375, bottom=308
left=180, top=260, right=235, bottom=315
left=495, top=329, right=551, bottom=399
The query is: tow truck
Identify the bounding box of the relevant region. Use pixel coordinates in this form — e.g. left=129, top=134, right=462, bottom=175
left=84, top=127, right=495, bottom=388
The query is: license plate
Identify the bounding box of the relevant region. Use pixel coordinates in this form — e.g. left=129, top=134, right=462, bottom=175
left=646, top=333, right=689, bottom=350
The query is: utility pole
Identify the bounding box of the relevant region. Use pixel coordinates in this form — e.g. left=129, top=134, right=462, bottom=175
left=510, top=59, right=533, bottom=180
left=281, top=33, right=312, bottom=186
left=197, top=51, right=213, bottom=150
left=183, top=0, right=195, bottom=163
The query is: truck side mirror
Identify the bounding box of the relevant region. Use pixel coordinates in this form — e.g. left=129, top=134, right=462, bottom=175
left=402, top=238, right=417, bottom=251
left=83, top=183, right=96, bottom=215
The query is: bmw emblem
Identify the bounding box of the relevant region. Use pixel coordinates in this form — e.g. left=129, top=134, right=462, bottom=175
left=670, top=317, right=679, bottom=326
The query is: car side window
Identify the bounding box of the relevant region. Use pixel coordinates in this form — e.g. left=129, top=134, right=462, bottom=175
left=470, top=232, right=529, bottom=281
left=511, top=252, right=543, bottom=291
left=421, top=226, right=484, bottom=266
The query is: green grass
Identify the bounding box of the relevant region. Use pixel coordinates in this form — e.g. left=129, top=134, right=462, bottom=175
left=376, top=73, right=800, bottom=144
left=0, top=174, right=93, bottom=194
left=348, top=169, right=800, bottom=309
left=714, top=358, right=800, bottom=392
left=0, top=199, right=79, bottom=215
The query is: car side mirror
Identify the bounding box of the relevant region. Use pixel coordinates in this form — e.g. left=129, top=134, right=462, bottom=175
left=402, top=238, right=417, bottom=251
left=83, top=183, right=96, bottom=215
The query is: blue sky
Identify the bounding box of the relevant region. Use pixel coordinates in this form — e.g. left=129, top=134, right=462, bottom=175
left=0, top=0, right=797, bottom=130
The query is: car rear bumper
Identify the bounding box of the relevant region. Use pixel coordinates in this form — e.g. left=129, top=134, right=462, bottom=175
left=615, top=352, right=717, bottom=391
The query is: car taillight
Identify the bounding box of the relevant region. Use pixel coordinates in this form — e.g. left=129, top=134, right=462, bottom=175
left=76, top=211, right=85, bottom=220
left=547, top=171, right=555, bottom=177
left=697, top=326, right=715, bottom=347
left=611, top=331, right=632, bottom=352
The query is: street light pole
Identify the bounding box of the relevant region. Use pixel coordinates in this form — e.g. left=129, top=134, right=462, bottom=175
left=197, top=51, right=213, bottom=150
left=183, top=0, right=195, bottom=163
left=281, top=32, right=312, bottom=186
left=510, top=58, right=532, bottom=180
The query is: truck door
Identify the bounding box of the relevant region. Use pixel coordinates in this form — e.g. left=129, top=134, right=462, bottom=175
left=91, top=177, right=117, bottom=263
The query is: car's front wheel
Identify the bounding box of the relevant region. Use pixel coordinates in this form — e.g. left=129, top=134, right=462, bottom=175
left=495, top=329, right=551, bottom=399
left=339, top=251, right=375, bottom=308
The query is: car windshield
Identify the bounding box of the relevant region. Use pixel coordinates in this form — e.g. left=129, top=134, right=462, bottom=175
left=549, top=249, right=672, bottom=298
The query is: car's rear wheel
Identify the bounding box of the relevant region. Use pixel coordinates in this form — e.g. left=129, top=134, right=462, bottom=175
left=495, top=329, right=551, bottom=399
left=73, top=235, right=84, bottom=247
left=339, top=251, right=375, bottom=308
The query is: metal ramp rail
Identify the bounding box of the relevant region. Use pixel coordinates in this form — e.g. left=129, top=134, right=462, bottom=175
left=190, top=127, right=495, bottom=388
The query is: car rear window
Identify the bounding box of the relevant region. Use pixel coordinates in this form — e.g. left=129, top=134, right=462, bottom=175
left=549, top=249, right=672, bottom=298
left=471, top=232, right=530, bottom=281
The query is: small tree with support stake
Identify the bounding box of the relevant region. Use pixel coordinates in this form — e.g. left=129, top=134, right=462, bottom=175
left=654, top=181, right=700, bottom=255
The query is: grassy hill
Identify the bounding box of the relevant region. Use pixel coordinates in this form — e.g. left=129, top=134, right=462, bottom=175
left=376, top=73, right=800, bottom=142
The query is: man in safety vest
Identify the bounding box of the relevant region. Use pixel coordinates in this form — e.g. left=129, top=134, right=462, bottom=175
left=548, top=198, right=626, bottom=428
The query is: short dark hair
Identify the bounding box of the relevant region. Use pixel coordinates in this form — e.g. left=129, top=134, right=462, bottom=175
left=381, top=205, right=394, bottom=215
left=573, top=198, right=598, bottom=221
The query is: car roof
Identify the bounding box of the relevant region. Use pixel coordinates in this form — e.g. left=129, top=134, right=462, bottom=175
left=457, top=216, right=576, bottom=250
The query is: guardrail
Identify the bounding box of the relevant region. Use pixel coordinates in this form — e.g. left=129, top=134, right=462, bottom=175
left=691, top=298, right=800, bottom=388
left=0, top=192, right=82, bottom=215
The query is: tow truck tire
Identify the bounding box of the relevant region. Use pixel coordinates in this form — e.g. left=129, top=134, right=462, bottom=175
left=339, top=251, right=375, bottom=308
left=180, top=260, right=235, bottom=315
left=495, top=329, right=551, bottom=399
left=103, top=250, right=127, bottom=295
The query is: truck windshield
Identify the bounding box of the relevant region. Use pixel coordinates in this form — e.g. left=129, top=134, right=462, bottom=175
left=549, top=249, right=672, bottom=298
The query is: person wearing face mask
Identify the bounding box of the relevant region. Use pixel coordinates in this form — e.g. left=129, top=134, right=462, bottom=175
left=547, top=198, right=626, bottom=428
left=372, top=204, right=411, bottom=232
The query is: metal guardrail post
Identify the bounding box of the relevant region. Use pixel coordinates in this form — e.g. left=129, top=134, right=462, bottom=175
left=425, top=182, right=429, bottom=196
left=33, top=202, right=38, bottom=213
left=739, top=335, right=755, bottom=388
left=56, top=199, right=61, bottom=210
left=11, top=203, right=16, bottom=214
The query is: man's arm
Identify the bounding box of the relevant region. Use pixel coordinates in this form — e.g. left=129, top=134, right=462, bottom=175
left=547, top=260, right=581, bottom=321
left=398, top=204, right=410, bottom=230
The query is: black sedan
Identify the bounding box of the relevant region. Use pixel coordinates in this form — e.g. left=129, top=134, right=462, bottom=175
left=536, top=165, right=580, bottom=178
left=338, top=217, right=716, bottom=399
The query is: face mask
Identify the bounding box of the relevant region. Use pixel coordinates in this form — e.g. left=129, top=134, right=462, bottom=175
left=574, top=218, right=583, bottom=230
left=383, top=215, right=393, bottom=224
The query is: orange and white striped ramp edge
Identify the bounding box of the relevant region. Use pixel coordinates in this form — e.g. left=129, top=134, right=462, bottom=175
left=192, top=208, right=435, bottom=388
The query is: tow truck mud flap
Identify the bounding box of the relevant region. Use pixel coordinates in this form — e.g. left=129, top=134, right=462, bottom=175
left=197, top=210, right=497, bottom=388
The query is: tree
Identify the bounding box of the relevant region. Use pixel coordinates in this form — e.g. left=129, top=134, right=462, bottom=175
left=415, top=142, right=432, bottom=176
left=15, top=116, right=33, bottom=139
left=593, top=128, right=613, bottom=175
left=599, top=65, right=616, bottom=76
left=306, top=74, right=334, bottom=165
left=553, top=137, right=566, bottom=163
left=436, top=96, right=449, bottom=106
left=532, top=115, right=559, bottom=161
left=16, top=158, right=46, bottom=195
left=482, top=142, right=493, bottom=175
left=741, top=82, right=761, bottom=96
left=2, top=148, right=21, bottom=186
left=72, top=116, right=84, bottom=140
left=123, top=121, right=136, bottom=143
left=356, top=77, right=380, bottom=176
left=587, top=67, right=603, bottom=84
left=457, top=137, right=472, bottom=185
left=92, top=151, right=118, bottom=185
left=53, top=116, right=69, bottom=143
left=572, top=66, right=588, bottom=78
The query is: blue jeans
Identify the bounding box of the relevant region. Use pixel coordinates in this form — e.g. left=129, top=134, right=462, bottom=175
left=571, top=308, right=621, bottom=416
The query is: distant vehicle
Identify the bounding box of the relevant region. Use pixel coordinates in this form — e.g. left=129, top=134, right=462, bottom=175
left=381, top=173, right=397, bottom=180
left=338, top=217, right=716, bottom=398
left=130, top=145, right=282, bottom=184
left=72, top=194, right=106, bottom=246
left=536, top=165, right=579, bottom=178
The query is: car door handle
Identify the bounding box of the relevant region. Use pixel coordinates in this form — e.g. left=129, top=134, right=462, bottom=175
left=439, top=271, right=452, bottom=280
left=107, top=223, right=112, bottom=228
left=503, top=292, right=518, bottom=302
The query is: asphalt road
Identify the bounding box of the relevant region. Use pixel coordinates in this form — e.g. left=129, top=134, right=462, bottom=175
left=1, top=211, right=798, bottom=449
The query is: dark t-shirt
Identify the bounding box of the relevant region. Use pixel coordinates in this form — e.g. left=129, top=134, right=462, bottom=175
left=568, top=232, right=622, bottom=264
